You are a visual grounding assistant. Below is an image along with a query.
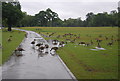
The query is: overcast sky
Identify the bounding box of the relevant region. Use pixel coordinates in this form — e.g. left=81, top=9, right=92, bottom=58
left=19, top=0, right=119, bottom=20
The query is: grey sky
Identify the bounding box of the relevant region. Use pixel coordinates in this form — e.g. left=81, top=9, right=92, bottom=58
left=19, top=0, right=119, bottom=20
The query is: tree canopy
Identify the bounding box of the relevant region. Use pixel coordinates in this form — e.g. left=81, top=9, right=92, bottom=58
left=19, top=9, right=119, bottom=27
left=2, top=2, right=23, bottom=31
left=33, top=8, right=61, bottom=27
left=2, top=2, right=119, bottom=28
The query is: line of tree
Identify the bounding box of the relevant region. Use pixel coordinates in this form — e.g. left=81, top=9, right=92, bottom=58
left=2, top=1, right=120, bottom=31
left=18, top=9, right=119, bottom=27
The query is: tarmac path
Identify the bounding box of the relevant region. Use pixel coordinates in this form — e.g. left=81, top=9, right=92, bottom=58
left=2, top=29, right=76, bottom=80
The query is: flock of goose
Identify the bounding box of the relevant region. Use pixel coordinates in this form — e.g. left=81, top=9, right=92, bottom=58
left=40, top=32, right=119, bottom=51
left=5, top=30, right=119, bottom=56
left=14, top=33, right=66, bottom=57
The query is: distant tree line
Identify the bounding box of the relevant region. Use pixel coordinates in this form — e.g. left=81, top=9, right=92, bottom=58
left=19, top=9, right=119, bottom=27
left=2, top=1, right=120, bottom=31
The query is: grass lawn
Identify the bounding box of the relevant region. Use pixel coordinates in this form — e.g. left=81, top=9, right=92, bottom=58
left=1, top=29, right=25, bottom=64
left=20, top=27, right=119, bottom=79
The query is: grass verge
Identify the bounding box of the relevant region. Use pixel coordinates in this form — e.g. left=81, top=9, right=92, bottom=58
left=1, top=29, right=25, bottom=64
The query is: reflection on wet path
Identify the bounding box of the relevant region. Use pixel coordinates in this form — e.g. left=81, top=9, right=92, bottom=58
left=2, top=29, right=76, bottom=80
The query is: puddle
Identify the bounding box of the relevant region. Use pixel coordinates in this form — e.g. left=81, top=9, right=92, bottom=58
left=91, top=47, right=106, bottom=51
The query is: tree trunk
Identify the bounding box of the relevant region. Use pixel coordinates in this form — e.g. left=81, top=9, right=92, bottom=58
left=8, top=25, right=12, bottom=31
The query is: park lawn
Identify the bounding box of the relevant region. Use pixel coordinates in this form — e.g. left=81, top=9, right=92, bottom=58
left=20, top=27, right=118, bottom=41
left=57, top=43, right=118, bottom=79
left=2, top=29, right=25, bottom=64
left=20, top=27, right=119, bottom=79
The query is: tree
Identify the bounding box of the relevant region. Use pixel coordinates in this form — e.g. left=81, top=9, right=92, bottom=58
left=34, top=11, right=48, bottom=26
left=85, top=12, right=94, bottom=27
left=85, top=11, right=118, bottom=27
left=46, top=8, right=52, bottom=26
left=2, top=2, right=23, bottom=31
left=34, top=8, right=61, bottom=27
left=110, top=10, right=118, bottom=26
left=5, top=3, right=117, bottom=27
left=45, top=8, right=60, bottom=27
left=19, top=12, right=34, bottom=27
left=118, top=7, right=120, bottom=27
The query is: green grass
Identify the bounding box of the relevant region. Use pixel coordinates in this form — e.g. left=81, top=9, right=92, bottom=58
left=1, top=29, right=25, bottom=64
left=58, top=43, right=118, bottom=79
left=20, top=27, right=119, bottom=79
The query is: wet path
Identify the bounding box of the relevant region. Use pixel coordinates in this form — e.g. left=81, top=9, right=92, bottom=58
left=2, top=29, right=76, bottom=80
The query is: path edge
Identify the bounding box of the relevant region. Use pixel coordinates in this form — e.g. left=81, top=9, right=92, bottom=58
left=56, top=55, right=78, bottom=81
